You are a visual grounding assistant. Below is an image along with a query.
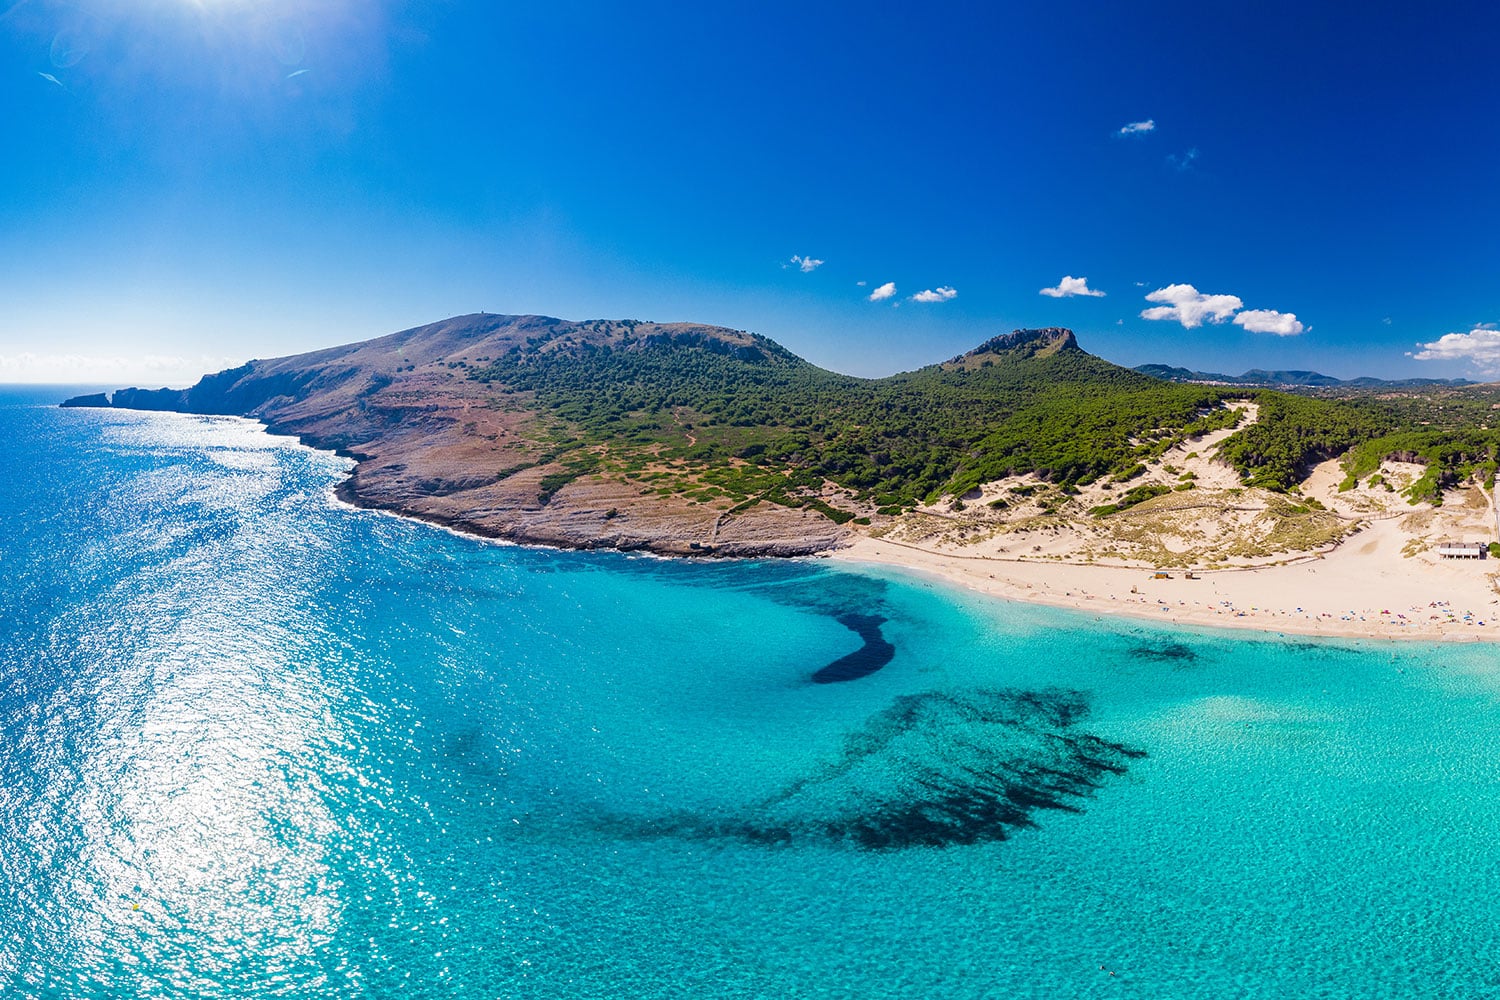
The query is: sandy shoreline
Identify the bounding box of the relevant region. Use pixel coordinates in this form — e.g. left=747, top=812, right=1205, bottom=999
left=355, top=479, right=1500, bottom=644
left=325, top=455, right=1500, bottom=644
left=261, top=390, right=1496, bottom=645
left=833, top=521, right=1500, bottom=642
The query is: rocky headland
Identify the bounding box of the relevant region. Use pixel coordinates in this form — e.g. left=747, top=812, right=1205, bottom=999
left=64, top=314, right=850, bottom=556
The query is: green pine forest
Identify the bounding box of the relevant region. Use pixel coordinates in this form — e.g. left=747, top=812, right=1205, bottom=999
left=460, top=322, right=1500, bottom=518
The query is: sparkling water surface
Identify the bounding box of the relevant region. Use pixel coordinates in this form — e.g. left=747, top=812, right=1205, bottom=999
left=3, top=386, right=1500, bottom=998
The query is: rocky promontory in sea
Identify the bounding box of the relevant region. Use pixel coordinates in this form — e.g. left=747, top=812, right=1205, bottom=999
left=63, top=314, right=854, bottom=557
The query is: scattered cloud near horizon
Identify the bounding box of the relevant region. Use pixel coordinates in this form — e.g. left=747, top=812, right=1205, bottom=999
left=1040, top=275, right=1105, bottom=298
left=1140, top=284, right=1242, bottom=327
left=868, top=281, right=897, bottom=302
left=1410, top=325, right=1500, bottom=372
left=787, top=254, right=824, bottom=273
left=1233, top=308, right=1305, bottom=336
left=1117, top=119, right=1155, bottom=136
left=1167, top=147, right=1200, bottom=171
left=1140, top=283, right=1306, bottom=336
left=910, top=286, right=957, bottom=303
left=0, top=351, right=242, bottom=385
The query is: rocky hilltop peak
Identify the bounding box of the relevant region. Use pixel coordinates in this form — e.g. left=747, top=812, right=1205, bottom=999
left=970, top=328, right=1078, bottom=357
left=937, top=328, right=1081, bottom=371
left=501, top=317, right=790, bottom=365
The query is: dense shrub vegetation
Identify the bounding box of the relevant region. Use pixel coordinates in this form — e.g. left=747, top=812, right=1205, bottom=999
left=470, top=325, right=1251, bottom=506
left=1214, top=393, right=1392, bottom=490
left=465, top=320, right=1500, bottom=517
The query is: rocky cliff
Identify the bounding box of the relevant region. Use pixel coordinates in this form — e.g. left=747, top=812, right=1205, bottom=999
left=64, top=314, right=853, bottom=557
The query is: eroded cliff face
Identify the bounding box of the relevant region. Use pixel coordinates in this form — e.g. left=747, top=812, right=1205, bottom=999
left=63, top=314, right=852, bottom=557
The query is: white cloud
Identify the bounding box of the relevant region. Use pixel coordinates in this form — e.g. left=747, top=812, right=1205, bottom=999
left=1117, top=119, right=1155, bottom=136
left=1411, top=325, right=1500, bottom=372
left=788, top=254, right=824, bottom=273
left=1040, top=275, right=1105, bottom=298
left=1167, top=147, right=1199, bottom=171
left=855, top=280, right=867, bottom=286
left=910, top=286, right=957, bottom=303
left=1140, top=284, right=1242, bottom=328
left=1138, top=282, right=1306, bottom=335
left=1233, top=309, right=1305, bottom=336
left=868, top=281, right=897, bottom=302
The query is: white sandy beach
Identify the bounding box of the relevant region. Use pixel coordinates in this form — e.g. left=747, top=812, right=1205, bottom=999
left=826, top=401, right=1500, bottom=643
left=835, top=511, right=1500, bottom=641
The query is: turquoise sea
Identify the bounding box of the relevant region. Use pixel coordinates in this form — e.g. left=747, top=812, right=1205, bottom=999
left=4, top=385, right=1500, bottom=998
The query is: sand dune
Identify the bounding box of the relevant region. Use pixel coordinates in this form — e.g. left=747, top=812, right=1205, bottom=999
left=837, top=523, right=1500, bottom=641
left=840, top=403, right=1500, bottom=641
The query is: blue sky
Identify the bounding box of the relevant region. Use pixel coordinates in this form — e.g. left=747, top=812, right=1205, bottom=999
left=3, top=0, right=1500, bottom=384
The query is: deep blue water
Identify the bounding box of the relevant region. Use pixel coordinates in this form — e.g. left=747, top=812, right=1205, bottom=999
left=4, top=385, right=1500, bottom=997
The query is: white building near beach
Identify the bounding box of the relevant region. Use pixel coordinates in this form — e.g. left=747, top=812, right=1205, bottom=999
left=1436, top=540, right=1488, bottom=559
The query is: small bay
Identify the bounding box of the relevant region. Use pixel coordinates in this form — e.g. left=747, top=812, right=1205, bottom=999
left=3, top=388, right=1498, bottom=998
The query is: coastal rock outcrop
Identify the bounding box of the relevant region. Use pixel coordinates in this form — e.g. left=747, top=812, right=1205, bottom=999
left=62, top=314, right=854, bottom=557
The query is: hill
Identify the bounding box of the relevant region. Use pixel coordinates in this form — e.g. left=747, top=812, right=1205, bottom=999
left=61, top=312, right=1496, bottom=555
left=63, top=316, right=1252, bottom=553
left=1135, top=363, right=1474, bottom=389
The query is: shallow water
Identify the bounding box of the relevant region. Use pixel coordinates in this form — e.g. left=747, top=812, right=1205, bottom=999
left=3, top=387, right=1500, bottom=997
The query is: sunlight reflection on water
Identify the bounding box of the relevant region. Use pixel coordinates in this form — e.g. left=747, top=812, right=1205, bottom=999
left=10, top=406, right=1500, bottom=998
left=4, top=413, right=361, bottom=993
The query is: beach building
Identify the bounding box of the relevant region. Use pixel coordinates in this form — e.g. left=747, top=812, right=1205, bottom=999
left=1436, top=540, right=1488, bottom=559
